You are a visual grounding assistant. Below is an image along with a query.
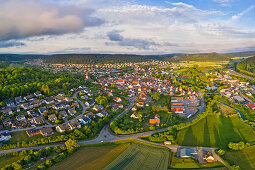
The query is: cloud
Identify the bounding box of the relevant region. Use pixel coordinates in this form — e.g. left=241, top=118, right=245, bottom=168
left=0, top=41, right=26, bottom=48
left=231, top=5, right=255, bottom=21
left=106, top=30, right=158, bottom=49
left=0, top=0, right=104, bottom=41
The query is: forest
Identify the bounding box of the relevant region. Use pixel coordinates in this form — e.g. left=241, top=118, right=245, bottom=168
left=0, top=66, right=85, bottom=100
left=44, top=54, right=149, bottom=64
left=167, top=52, right=233, bottom=62
left=236, top=56, right=255, bottom=74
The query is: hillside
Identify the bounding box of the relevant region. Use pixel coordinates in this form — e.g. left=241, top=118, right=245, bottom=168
left=0, top=54, right=44, bottom=62
left=167, top=52, right=232, bottom=62
left=225, top=51, right=255, bottom=58
left=236, top=56, right=255, bottom=74
left=44, top=54, right=149, bottom=64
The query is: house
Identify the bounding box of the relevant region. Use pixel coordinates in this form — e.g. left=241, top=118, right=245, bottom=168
left=27, top=110, right=39, bottom=117
left=12, top=106, right=20, bottom=113
left=45, top=97, right=54, bottom=105
left=164, top=141, right=172, bottom=145
left=26, top=129, right=41, bottom=137
left=171, top=106, right=184, bottom=114
left=16, top=114, right=26, bottom=121
left=81, top=95, right=88, bottom=100
left=85, top=112, right=95, bottom=119
left=68, top=107, right=76, bottom=116
left=0, top=133, right=11, bottom=142
left=40, top=127, right=54, bottom=137
left=38, top=107, right=47, bottom=114
left=15, top=96, right=24, bottom=104
left=204, top=152, right=214, bottom=162
left=65, top=97, right=73, bottom=102
left=180, top=148, right=191, bottom=157
left=72, top=102, right=80, bottom=108
left=93, top=105, right=104, bottom=112
left=233, top=95, right=245, bottom=103
left=56, top=124, right=69, bottom=133
left=34, top=91, right=42, bottom=97
left=130, top=112, right=138, bottom=119
left=85, top=100, right=95, bottom=107
left=59, top=110, right=68, bottom=118
left=30, top=117, right=45, bottom=125
left=136, top=102, right=144, bottom=107
left=108, top=92, right=113, bottom=97
left=149, top=114, right=160, bottom=126
left=132, top=107, right=137, bottom=111
left=1, top=108, right=13, bottom=116
left=24, top=95, right=34, bottom=101
left=114, top=97, right=122, bottom=102
left=246, top=103, right=255, bottom=111
left=48, top=114, right=57, bottom=122
left=6, top=99, right=15, bottom=107
left=96, top=111, right=108, bottom=118
left=68, top=121, right=81, bottom=130
left=79, top=117, right=92, bottom=124
left=2, top=119, right=12, bottom=126
left=55, top=94, right=65, bottom=102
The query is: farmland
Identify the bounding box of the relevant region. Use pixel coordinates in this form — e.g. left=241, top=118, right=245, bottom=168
left=176, top=115, right=255, bottom=149
left=104, top=143, right=170, bottom=170
left=49, top=143, right=130, bottom=170
left=223, top=145, right=255, bottom=169
left=0, top=154, right=21, bottom=168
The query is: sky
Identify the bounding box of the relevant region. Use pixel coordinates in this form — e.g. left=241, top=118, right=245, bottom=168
left=0, top=0, right=255, bottom=54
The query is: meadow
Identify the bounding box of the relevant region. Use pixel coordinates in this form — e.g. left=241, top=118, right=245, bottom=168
left=49, top=143, right=130, bottom=170
left=176, top=115, right=255, bottom=149
left=104, top=143, right=170, bottom=170
left=216, top=103, right=237, bottom=116
left=223, top=145, right=255, bottom=169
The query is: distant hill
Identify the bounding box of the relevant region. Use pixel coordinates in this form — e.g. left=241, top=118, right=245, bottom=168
left=0, top=54, right=45, bottom=62
left=236, top=56, right=255, bottom=74
left=44, top=54, right=149, bottom=64
left=225, top=51, right=255, bottom=58
left=166, top=52, right=232, bottom=62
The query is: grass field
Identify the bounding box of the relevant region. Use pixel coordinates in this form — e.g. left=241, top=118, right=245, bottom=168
left=177, top=115, right=255, bottom=149
left=0, top=154, right=21, bottom=168
left=7, top=131, right=43, bottom=144
left=217, top=103, right=237, bottom=116
left=104, top=143, right=170, bottom=170
left=49, top=143, right=130, bottom=170
left=224, top=145, right=255, bottom=169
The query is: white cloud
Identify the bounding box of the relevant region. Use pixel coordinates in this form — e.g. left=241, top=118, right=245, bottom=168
left=0, top=0, right=103, bottom=41
left=231, top=5, right=255, bottom=21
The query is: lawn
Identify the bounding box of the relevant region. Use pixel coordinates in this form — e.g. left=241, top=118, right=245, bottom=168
left=7, top=131, right=32, bottom=144
left=104, top=143, right=170, bottom=170
left=0, top=154, right=21, bottom=168
left=49, top=143, right=130, bottom=170
left=224, top=145, right=255, bottom=169
left=177, top=115, right=255, bottom=149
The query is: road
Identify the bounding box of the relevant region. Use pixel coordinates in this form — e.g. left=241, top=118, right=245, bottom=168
left=228, top=69, right=255, bottom=81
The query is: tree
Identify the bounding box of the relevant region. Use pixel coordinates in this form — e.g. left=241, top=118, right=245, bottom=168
left=217, top=149, right=225, bottom=156
left=65, top=138, right=80, bottom=153
left=135, top=97, right=139, bottom=103
left=162, top=106, right=169, bottom=112
left=12, top=162, right=22, bottom=170
left=152, top=92, right=160, bottom=101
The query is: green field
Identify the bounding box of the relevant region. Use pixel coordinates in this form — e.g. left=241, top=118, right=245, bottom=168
left=177, top=115, right=255, bottom=149
left=224, top=145, right=255, bottom=169
left=49, top=143, right=130, bottom=170
left=104, top=143, right=170, bottom=170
